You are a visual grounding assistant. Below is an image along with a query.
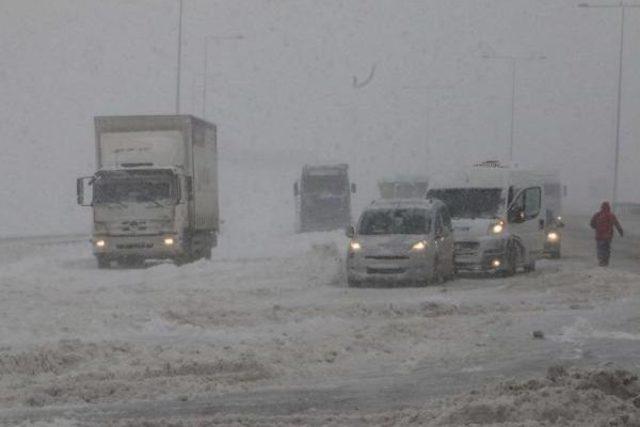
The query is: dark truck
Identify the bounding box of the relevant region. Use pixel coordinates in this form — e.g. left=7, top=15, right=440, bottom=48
left=294, top=164, right=356, bottom=232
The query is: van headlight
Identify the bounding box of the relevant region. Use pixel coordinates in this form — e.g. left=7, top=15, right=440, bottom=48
left=349, top=241, right=362, bottom=251
left=489, top=221, right=505, bottom=235
left=547, top=232, right=559, bottom=242
left=411, top=241, right=427, bottom=251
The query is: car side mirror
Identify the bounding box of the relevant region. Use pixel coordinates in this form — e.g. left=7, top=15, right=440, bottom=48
left=345, top=226, right=355, bottom=238
left=351, top=183, right=357, bottom=193
left=76, top=176, right=93, bottom=206
left=294, top=182, right=299, bottom=196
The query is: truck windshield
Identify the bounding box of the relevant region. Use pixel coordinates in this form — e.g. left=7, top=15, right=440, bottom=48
left=303, top=175, right=346, bottom=195
left=93, top=172, right=177, bottom=205
left=359, top=208, right=431, bottom=235
left=427, top=188, right=503, bottom=219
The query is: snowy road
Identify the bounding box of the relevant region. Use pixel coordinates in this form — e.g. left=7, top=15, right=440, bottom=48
left=0, top=218, right=639, bottom=425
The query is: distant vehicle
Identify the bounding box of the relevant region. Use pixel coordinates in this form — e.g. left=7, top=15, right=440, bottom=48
left=345, top=198, right=455, bottom=287
left=426, top=161, right=546, bottom=275
left=77, top=115, right=219, bottom=268
left=540, top=174, right=566, bottom=259
left=378, top=175, right=429, bottom=199
left=294, top=164, right=356, bottom=232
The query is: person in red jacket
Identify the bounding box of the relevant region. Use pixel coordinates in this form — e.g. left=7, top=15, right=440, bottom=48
left=590, top=202, right=624, bottom=266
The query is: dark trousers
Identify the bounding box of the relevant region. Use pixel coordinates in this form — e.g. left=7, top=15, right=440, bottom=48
left=596, top=239, right=611, bottom=266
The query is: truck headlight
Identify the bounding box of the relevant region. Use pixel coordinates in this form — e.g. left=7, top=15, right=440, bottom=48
left=489, top=221, right=505, bottom=235
left=95, top=239, right=106, bottom=248
left=411, top=241, right=427, bottom=251
left=349, top=241, right=362, bottom=251
left=164, top=237, right=175, bottom=246
left=547, top=232, right=559, bottom=242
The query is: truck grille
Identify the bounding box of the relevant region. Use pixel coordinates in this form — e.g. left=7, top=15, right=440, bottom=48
left=116, top=243, right=154, bottom=249
left=365, top=255, right=409, bottom=260
left=367, top=267, right=405, bottom=275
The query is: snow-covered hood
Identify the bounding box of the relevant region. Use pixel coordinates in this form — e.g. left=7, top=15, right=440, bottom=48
left=451, top=218, right=497, bottom=240
left=357, top=234, right=426, bottom=255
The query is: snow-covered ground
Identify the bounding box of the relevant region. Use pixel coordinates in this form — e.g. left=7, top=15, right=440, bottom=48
left=0, top=218, right=639, bottom=425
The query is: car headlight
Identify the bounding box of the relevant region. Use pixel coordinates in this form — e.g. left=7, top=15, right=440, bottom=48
left=411, top=241, right=427, bottom=251
left=547, top=232, right=559, bottom=242
left=349, top=241, right=362, bottom=251
left=164, top=237, right=175, bottom=246
left=95, top=239, right=106, bottom=248
left=489, top=221, right=505, bottom=235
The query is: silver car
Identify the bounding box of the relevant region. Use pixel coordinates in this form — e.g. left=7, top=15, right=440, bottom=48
left=346, top=199, right=455, bottom=287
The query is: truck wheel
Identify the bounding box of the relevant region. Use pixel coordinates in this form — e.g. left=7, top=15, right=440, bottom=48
left=524, top=258, right=536, bottom=273
left=501, top=247, right=517, bottom=277
left=347, top=277, right=360, bottom=288
left=96, top=255, right=110, bottom=269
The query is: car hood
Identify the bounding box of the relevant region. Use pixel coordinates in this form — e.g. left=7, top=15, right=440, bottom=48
left=356, top=234, right=426, bottom=255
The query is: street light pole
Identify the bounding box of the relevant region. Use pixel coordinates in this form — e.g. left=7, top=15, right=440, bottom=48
left=578, top=2, right=640, bottom=207
left=202, top=34, right=244, bottom=119
left=482, top=53, right=546, bottom=163
left=175, top=0, right=183, bottom=114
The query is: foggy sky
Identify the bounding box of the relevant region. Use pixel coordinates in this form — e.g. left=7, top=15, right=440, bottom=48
left=1, top=0, right=639, bottom=237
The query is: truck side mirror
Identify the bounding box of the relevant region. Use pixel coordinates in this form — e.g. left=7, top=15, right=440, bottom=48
left=345, top=226, right=355, bottom=238
left=508, top=207, right=525, bottom=223
left=186, top=176, right=194, bottom=201
left=76, top=177, right=93, bottom=206
left=293, top=182, right=299, bottom=196
left=351, top=183, right=357, bottom=193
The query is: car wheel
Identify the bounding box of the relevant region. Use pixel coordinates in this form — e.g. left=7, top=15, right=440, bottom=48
left=524, top=258, right=536, bottom=273
left=96, top=255, right=110, bottom=269
left=430, top=258, right=444, bottom=285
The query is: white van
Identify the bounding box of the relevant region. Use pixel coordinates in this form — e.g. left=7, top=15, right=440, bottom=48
left=426, top=161, right=546, bottom=275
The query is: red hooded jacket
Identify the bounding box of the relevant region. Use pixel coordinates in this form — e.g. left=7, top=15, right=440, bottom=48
left=590, top=202, right=623, bottom=241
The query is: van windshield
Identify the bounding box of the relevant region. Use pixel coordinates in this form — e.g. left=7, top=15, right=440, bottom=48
left=359, top=208, right=431, bottom=235
left=303, top=175, right=347, bottom=195
left=427, top=188, right=503, bottom=219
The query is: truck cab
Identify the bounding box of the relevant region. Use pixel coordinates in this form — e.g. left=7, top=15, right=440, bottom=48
left=77, top=115, right=218, bottom=268
left=294, top=164, right=356, bottom=232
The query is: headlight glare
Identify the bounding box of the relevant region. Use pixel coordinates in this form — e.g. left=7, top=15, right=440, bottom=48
left=411, top=241, right=427, bottom=251
left=490, top=221, right=505, bottom=235
left=95, top=239, right=106, bottom=248
left=547, top=232, right=559, bottom=242
left=349, top=241, right=362, bottom=251
left=164, top=237, right=175, bottom=246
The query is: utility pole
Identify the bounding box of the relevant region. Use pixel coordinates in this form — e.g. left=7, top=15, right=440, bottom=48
left=482, top=53, right=546, bottom=163
left=578, top=2, right=640, bottom=208
left=175, top=0, right=183, bottom=114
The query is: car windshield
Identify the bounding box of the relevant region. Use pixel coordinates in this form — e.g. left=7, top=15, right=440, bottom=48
left=358, top=208, right=430, bottom=235
left=303, top=175, right=346, bottom=195
left=427, top=188, right=503, bottom=219
left=93, top=172, right=176, bottom=204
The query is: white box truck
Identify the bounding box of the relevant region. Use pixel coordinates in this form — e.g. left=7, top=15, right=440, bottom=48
left=77, top=115, right=218, bottom=268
